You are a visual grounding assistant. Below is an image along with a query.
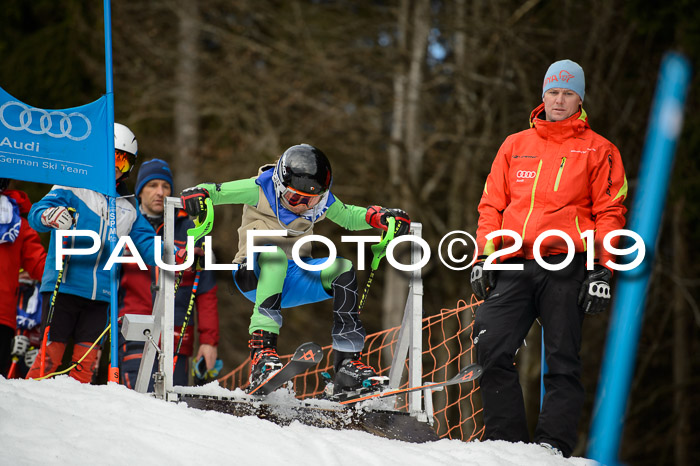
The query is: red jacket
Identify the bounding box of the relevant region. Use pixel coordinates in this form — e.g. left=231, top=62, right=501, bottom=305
left=0, top=190, right=46, bottom=329
left=477, top=104, right=627, bottom=270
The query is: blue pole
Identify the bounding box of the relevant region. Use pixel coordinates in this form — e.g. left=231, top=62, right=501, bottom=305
left=587, top=53, right=691, bottom=464
left=103, top=0, right=119, bottom=383
left=540, top=328, right=546, bottom=409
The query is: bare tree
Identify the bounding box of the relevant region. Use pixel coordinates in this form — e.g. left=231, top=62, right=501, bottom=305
left=383, top=0, right=430, bottom=329
left=673, top=199, right=690, bottom=466
left=174, top=0, right=199, bottom=189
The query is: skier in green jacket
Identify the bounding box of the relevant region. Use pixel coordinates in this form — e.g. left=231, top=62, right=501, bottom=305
left=181, top=144, right=410, bottom=392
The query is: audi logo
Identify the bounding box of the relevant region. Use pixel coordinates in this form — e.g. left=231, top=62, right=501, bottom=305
left=0, top=101, right=91, bottom=141
left=516, top=170, right=537, bottom=179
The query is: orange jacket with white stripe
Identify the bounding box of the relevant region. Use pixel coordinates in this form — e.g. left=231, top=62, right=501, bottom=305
left=476, top=103, right=628, bottom=271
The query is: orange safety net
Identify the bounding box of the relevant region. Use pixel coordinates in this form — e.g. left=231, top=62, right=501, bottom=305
left=218, top=298, right=484, bottom=442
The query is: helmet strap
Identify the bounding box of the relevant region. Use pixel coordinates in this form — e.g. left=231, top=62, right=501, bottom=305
left=273, top=196, right=315, bottom=237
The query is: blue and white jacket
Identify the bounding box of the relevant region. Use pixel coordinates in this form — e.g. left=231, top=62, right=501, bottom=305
left=29, top=185, right=157, bottom=302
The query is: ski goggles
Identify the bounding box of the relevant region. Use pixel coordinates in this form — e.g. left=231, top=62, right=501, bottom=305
left=115, top=149, right=136, bottom=173
left=281, top=186, right=322, bottom=208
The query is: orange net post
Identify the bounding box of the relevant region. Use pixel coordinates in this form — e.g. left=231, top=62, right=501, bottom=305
left=218, top=299, right=483, bottom=442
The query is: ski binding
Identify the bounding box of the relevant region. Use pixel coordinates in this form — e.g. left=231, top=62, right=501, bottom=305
left=247, top=342, right=323, bottom=397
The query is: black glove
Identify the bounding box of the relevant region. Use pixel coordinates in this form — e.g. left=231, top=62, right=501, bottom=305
left=366, top=205, right=411, bottom=236
left=470, top=256, right=495, bottom=300
left=192, top=356, right=223, bottom=386
left=578, top=265, right=612, bottom=315
left=180, top=187, right=209, bottom=222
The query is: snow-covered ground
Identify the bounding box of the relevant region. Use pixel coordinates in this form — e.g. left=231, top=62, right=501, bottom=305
left=1, top=377, right=598, bottom=465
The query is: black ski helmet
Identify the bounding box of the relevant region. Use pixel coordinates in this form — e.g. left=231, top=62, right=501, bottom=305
left=0, top=178, right=9, bottom=193
left=273, top=144, right=332, bottom=196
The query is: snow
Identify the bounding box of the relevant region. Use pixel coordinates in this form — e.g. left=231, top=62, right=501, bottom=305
left=1, top=377, right=598, bottom=466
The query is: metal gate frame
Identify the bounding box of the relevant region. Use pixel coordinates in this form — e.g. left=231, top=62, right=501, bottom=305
left=128, top=198, right=431, bottom=421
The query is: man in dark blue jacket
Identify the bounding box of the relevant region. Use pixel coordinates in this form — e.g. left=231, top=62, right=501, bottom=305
left=118, top=159, right=219, bottom=389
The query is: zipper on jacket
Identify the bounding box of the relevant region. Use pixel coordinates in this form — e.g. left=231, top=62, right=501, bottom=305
left=554, top=157, right=567, bottom=191
left=575, top=216, right=586, bottom=251
left=521, top=160, right=543, bottom=241
left=92, top=197, right=108, bottom=300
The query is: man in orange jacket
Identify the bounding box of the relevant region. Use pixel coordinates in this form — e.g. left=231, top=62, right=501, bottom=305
left=470, top=59, right=627, bottom=457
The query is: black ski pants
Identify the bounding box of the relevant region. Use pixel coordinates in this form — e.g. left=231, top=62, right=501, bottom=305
left=0, top=324, right=13, bottom=376
left=473, top=254, right=586, bottom=458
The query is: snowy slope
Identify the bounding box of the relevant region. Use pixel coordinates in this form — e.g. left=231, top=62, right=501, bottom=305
left=0, top=377, right=598, bottom=466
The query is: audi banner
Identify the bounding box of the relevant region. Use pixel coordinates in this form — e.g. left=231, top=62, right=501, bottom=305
left=0, top=86, right=113, bottom=195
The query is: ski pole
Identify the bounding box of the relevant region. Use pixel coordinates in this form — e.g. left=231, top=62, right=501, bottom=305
left=173, top=198, right=214, bottom=295
left=36, top=323, right=110, bottom=381
left=6, top=329, right=27, bottom=379
left=39, top=208, right=76, bottom=377
left=6, top=361, right=17, bottom=379
left=358, top=216, right=397, bottom=312
left=9, top=282, right=29, bottom=379
left=173, top=265, right=201, bottom=370
left=170, top=198, right=213, bottom=370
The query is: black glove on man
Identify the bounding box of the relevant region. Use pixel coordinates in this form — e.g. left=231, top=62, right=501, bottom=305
left=470, top=255, right=495, bottom=300
left=366, top=205, right=411, bottom=236
left=578, top=265, right=612, bottom=315
left=180, top=187, right=209, bottom=222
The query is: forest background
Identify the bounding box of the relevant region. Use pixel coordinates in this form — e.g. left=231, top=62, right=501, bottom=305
left=1, top=1, right=698, bottom=464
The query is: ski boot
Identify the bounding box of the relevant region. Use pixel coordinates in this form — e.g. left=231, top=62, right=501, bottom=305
left=325, top=351, right=388, bottom=399
left=247, top=330, right=283, bottom=391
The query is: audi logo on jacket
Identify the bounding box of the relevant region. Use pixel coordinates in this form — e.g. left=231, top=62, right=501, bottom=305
left=476, top=103, right=628, bottom=267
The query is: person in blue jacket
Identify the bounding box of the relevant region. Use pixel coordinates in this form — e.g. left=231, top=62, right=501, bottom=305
left=26, top=123, right=157, bottom=383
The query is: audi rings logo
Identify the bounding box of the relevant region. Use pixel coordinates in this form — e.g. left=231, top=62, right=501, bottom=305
left=0, top=101, right=91, bottom=141
left=516, top=170, right=537, bottom=179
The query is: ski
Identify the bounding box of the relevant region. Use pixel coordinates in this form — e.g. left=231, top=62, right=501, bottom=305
left=334, top=363, right=483, bottom=405
left=248, top=342, right=324, bottom=396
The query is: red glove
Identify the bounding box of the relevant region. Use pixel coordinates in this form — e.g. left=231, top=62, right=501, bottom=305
left=175, top=246, right=205, bottom=270
left=365, top=206, right=411, bottom=236
left=175, top=247, right=188, bottom=265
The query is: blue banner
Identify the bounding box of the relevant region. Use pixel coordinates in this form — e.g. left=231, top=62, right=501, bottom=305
left=0, top=86, right=114, bottom=196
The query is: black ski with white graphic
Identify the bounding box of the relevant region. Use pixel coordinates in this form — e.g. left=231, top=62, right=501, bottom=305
left=248, top=342, right=323, bottom=396
left=332, top=363, right=483, bottom=405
